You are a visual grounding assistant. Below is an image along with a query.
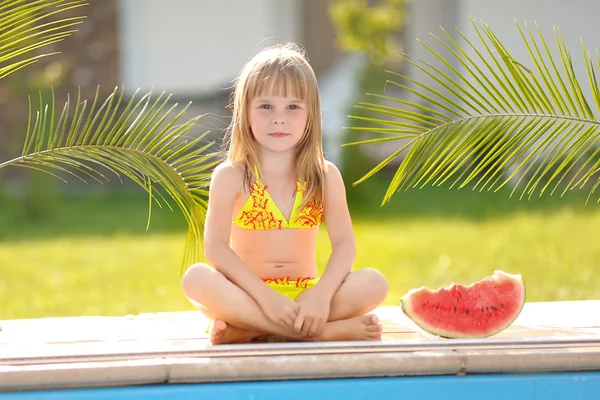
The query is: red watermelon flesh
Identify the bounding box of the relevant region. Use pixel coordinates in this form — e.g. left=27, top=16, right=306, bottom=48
left=400, top=270, right=525, bottom=338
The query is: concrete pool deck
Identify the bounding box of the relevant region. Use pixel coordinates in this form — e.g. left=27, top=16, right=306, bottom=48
left=1, top=301, right=599, bottom=392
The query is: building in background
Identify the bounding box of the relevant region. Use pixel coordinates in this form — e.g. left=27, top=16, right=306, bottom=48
left=117, top=0, right=340, bottom=98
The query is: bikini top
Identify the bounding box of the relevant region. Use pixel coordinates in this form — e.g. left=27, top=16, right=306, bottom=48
left=233, top=167, right=323, bottom=230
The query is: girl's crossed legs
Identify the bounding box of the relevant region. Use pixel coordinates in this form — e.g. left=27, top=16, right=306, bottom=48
left=181, top=263, right=389, bottom=344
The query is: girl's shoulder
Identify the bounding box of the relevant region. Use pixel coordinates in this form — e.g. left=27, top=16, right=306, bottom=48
left=323, top=160, right=341, bottom=182
left=211, top=160, right=245, bottom=191
left=324, top=160, right=337, bottom=172
left=321, top=160, right=348, bottom=201
left=213, top=160, right=245, bottom=177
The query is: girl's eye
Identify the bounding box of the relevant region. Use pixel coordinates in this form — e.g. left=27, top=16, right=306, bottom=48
left=289, top=105, right=299, bottom=110
left=260, top=104, right=271, bottom=110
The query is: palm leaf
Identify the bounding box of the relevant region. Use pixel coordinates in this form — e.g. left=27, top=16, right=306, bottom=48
left=0, top=87, right=221, bottom=269
left=0, top=0, right=86, bottom=80
left=345, top=18, right=600, bottom=205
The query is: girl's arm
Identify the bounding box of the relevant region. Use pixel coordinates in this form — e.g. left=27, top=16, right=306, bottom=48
left=203, top=162, right=273, bottom=302
left=313, top=161, right=357, bottom=300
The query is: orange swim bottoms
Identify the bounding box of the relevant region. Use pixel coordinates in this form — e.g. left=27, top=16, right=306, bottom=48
left=262, top=276, right=319, bottom=300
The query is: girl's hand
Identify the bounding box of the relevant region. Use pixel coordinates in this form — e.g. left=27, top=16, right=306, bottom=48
left=258, top=290, right=300, bottom=331
left=294, top=289, right=331, bottom=338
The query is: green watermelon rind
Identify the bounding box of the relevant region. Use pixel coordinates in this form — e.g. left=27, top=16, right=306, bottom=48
left=400, top=271, right=526, bottom=339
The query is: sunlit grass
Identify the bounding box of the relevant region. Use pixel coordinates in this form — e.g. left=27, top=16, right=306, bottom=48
left=1, top=177, right=599, bottom=320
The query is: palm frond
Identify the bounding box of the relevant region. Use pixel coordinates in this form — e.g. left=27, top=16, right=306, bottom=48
left=0, top=87, right=221, bottom=269
left=345, top=18, right=600, bottom=205
left=0, top=0, right=87, bottom=80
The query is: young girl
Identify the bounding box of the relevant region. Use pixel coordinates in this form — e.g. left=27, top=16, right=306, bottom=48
left=181, top=43, right=389, bottom=345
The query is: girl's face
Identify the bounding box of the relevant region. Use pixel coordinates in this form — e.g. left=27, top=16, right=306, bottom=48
left=248, top=92, right=309, bottom=155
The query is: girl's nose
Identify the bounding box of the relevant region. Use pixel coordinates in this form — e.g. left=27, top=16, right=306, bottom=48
left=272, top=115, right=286, bottom=125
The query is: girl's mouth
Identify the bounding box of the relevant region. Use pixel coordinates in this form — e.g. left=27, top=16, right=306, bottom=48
left=269, top=132, right=289, bottom=138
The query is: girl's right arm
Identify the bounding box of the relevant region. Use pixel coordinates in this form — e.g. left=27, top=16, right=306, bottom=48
left=203, top=162, right=299, bottom=328
left=203, top=162, right=269, bottom=300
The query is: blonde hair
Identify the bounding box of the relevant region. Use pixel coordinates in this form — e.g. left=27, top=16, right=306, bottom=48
left=224, top=43, right=326, bottom=209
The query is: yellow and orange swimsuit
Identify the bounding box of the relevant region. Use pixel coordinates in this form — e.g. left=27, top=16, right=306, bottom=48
left=233, top=168, right=323, bottom=230
left=232, top=167, right=323, bottom=300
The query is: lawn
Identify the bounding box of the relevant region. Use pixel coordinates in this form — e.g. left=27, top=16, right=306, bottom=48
left=1, top=175, right=599, bottom=320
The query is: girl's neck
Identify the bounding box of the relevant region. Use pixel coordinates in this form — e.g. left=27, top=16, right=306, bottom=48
left=258, top=149, right=295, bottom=178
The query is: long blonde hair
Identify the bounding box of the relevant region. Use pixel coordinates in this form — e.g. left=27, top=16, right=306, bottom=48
left=224, top=43, right=326, bottom=209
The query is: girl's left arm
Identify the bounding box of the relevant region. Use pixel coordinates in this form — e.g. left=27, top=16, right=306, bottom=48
left=313, top=161, right=357, bottom=301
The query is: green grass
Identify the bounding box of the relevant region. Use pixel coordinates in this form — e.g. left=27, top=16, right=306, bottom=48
left=1, top=176, right=600, bottom=320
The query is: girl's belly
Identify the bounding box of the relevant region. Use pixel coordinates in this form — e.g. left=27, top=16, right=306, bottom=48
left=230, top=225, right=320, bottom=280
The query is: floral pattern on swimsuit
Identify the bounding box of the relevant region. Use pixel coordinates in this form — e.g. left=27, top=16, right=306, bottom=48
left=262, top=276, right=314, bottom=288
left=233, top=178, right=323, bottom=230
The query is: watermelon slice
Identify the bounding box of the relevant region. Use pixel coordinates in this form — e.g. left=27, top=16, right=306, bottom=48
left=400, top=270, right=525, bottom=338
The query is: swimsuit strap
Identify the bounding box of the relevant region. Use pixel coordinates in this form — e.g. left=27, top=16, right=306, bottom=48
left=253, top=165, right=261, bottom=182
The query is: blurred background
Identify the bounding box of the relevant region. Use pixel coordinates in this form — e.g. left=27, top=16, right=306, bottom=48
left=1, top=0, right=599, bottom=320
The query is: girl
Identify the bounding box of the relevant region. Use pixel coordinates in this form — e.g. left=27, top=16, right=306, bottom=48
left=181, top=43, right=389, bottom=345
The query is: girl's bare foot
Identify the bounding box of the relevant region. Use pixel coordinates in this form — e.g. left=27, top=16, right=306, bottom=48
left=209, top=319, right=264, bottom=345
left=317, top=314, right=383, bottom=341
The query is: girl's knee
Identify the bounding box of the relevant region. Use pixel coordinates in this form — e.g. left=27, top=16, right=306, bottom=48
left=359, top=268, right=389, bottom=301
left=181, top=263, right=215, bottom=294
